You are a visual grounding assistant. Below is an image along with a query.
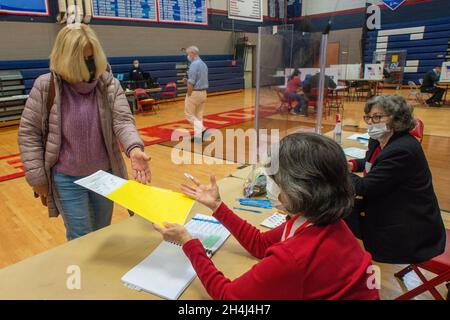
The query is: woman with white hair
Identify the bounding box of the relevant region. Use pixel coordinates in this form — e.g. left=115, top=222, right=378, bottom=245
left=18, top=24, right=151, bottom=240
left=347, top=95, right=446, bottom=264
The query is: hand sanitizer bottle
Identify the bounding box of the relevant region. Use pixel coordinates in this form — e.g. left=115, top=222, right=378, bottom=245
left=334, top=114, right=342, bottom=144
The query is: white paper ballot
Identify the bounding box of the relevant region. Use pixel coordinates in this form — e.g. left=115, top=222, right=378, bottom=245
left=184, top=214, right=231, bottom=254
left=74, top=170, right=127, bottom=197
left=344, top=147, right=367, bottom=159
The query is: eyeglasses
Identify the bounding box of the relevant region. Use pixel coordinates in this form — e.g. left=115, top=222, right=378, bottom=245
left=363, top=114, right=389, bottom=124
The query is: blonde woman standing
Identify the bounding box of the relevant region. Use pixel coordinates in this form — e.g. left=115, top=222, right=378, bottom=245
left=18, top=24, right=151, bottom=240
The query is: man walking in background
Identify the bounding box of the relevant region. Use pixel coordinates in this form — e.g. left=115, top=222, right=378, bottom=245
left=184, top=46, right=209, bottom=142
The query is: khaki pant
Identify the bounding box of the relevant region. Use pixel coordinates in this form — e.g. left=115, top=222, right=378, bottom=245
left=185, top=90, right=207, bottom=136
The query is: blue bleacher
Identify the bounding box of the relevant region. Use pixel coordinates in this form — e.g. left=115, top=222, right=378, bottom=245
left=364, top=17, right=450, bottom=84
left=1, top=54, right=244, bottom=95
left=366, top=31, right=450, bottom=42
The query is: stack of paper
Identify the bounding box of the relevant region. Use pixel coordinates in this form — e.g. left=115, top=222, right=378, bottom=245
left=185, top=214, right=231, bottom=254
left=343, top=147, right=367, bottom=159
left=122, top=241, right=194, bottom=300
left=74, top=170, right=194, bottom=226
left=261, top=213, right=286, bottom=229
left=121, top=214, right=231, bottom=300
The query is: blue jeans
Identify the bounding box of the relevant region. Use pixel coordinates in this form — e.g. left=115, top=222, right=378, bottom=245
left=286, top=92, right=308, bottom=114
left=54, top=172, right=114, bottom=241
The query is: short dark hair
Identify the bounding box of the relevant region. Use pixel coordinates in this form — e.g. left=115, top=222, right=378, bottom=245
left=289, top=69, right=300, bottom=80
left=272, top=133, right=354, bottom=226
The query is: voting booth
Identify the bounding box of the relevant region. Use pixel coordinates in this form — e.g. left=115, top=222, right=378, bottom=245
left=440, top=61, right=450, bottom=82
left=373, top=50, right=407, bottom=88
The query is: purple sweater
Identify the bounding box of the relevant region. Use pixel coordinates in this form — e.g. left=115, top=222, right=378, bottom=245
left=54, top=80, right=111, bottom=176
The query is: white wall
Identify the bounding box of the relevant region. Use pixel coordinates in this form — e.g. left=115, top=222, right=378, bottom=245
left=302, top=0, right=382, bottom=16
left=210, top=0, right=269, bottom=16
left=0, top=22, right=233, bottom=60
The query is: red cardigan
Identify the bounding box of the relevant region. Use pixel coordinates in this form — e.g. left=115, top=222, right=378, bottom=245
left=182, top=203, right=380, bottom=300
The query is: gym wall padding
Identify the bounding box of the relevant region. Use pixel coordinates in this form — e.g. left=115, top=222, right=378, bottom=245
left=364, top=16, right=450, bottom=84
left=0, top=54, right=244, bottom=94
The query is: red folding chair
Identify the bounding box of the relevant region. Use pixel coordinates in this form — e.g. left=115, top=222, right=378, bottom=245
left=409, top=118, right=424, bottom=143
left=161, top=81, right=177, bottom=99
left=307, top=88, right=329, bottom=115
left=395, top=229, right=450, bottom=300
left=133, top=88, right=157, bottom=114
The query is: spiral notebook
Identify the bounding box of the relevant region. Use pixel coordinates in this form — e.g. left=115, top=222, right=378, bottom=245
left=121, top=214, right=230, bottom=300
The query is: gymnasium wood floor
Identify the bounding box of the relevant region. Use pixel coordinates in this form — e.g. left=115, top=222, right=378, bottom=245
left=0, top=88, right=449, bottom=300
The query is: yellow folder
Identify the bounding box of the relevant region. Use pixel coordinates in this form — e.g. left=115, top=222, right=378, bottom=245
left=107, top=180, right=194, bottom=226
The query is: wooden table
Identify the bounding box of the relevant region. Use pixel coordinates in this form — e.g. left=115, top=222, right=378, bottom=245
left=346, top=80, right=382, bottom=101
left=125, top=87, right=162, bottom=113
left=327, top=86, right=347, bottom=116
left=437, top=82, right=450, bottom=105
left=124, top=87, right=162, bottom=97
left=0, top=167, right=271, bottom=300
left=0, top=133, right=365, bottom=299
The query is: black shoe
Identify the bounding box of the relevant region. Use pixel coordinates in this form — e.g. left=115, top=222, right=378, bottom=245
left=190, top=129, right=209, bottom=142
left=427, top=101, right=441, bottom=107
left=432, top=102, right=442, bottom=107
left=202, top=129, right=212, bottom=141
left=201, top=130, right=206, bottom=140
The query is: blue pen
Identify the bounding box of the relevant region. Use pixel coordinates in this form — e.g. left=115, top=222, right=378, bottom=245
left=357, top=137, right=369, bottom=141
left=236, top=198, right=273, bottom=209
left=240, top=203, right=272, bottom=209
left=192, top=217, right=220, bottom=224
left=233, top=206, right=262, bottom=213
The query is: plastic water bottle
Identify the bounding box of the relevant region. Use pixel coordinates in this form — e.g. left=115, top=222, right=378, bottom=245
left=334, top=114, right=342, bottom=144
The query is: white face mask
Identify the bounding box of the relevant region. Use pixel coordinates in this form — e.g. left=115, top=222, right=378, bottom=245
left=367, top=123, right=391, bottom=141
left=187, top=55, right=194, bottom=62
left=134, top=64, right=139, bottom=68
left=266, top=175, right=281, bottom=202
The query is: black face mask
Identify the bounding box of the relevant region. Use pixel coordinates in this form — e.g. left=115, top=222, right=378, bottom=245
left=84, top=57, right=96, bottom=82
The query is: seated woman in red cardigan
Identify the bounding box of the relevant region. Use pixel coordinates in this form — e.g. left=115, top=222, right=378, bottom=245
left=154, top=133, right=380, bottom=300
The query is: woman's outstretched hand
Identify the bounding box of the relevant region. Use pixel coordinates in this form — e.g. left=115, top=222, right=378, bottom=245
left=153, top=222, right=192, bottom=246
left=130, top=148, right=151, bottom=184
left=181, top=175, right=221, bottom=212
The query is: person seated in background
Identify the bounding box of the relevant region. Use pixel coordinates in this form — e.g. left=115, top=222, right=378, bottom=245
left=154, top=133, right=380, bottom=300
left=128, top=59, right=147, bottom=89
left=382, top=65, right=391, bottom=79
left=376, top=61, right=391, bottom=79
left=284, top=70, right=307, bottom=116
left=303, top=72, right=337, bottom=100
left=346, top=95, right=446, bottom=264
left=302, top=72, right=337, bottom=99
left=421, top=65, right=444, bottom=107
left=303, top=74, right=312, bottom=87
left=297, top=72, right=337, bottom=116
